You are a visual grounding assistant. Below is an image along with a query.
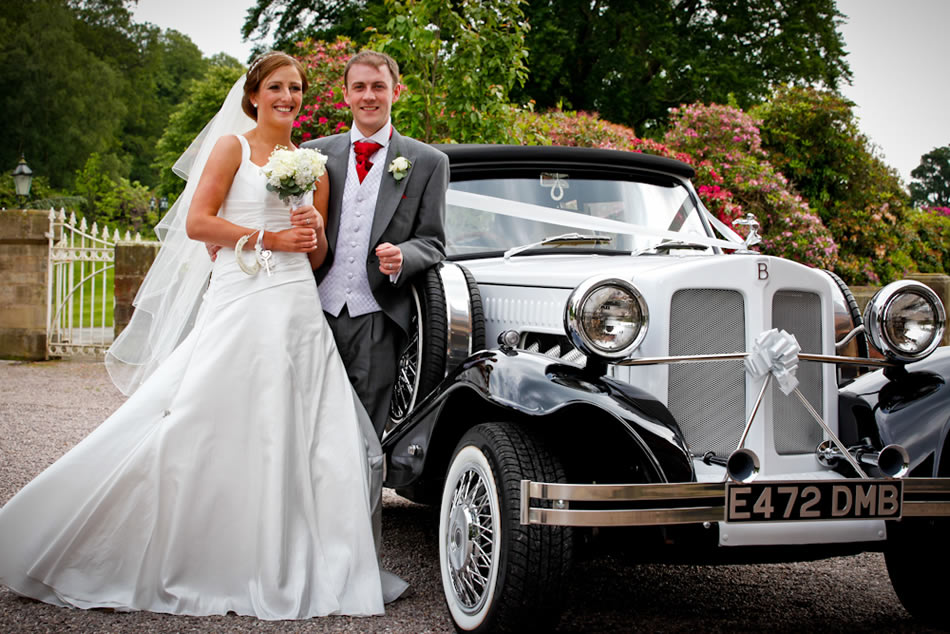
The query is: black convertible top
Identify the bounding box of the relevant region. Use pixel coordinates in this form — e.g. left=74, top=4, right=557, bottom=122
left=432, top=144, right=696, bottom=180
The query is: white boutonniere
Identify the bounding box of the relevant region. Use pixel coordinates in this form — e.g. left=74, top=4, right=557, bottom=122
left=388, top=156, right=412, bottom=181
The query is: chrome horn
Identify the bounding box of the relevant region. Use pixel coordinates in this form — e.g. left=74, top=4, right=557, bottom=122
left=816, top=440, right=910, bottom=479
left=726, top=448, right=761, bottom=483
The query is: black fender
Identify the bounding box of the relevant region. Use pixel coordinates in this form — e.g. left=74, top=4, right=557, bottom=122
left=382, top=348, right=695, bottom=494
left=839, top=347, right=950, bottom=477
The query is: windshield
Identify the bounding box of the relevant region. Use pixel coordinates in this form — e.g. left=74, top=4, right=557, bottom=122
left=445, top=173, right=712, bottom=257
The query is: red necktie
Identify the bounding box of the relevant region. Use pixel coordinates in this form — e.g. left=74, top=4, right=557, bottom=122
left=354, top=140, right=383, bottom=183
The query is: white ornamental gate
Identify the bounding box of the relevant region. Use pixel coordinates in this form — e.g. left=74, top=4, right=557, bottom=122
left=46, top=208, right=141, bottom=358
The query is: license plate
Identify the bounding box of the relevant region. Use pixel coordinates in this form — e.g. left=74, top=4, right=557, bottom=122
left=726, top=480, right=903, bottom=522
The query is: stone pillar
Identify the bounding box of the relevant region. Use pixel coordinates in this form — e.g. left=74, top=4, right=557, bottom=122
left=0, top=210, right=51, bottom=360
left=114, top=241, right=161, bottom=338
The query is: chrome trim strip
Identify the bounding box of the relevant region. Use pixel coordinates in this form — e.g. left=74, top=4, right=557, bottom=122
left=520, top=478, right=950, bottom=526
left=903, top=502, right=950, bottom=516
left=526, top=481, right=726, bottom=502
left=614, top=352, right=895, bottom=368
left=528, top=506, right=725, bottom=527
left=438, top=262, right=475, bottom=369
left=904, top=478, right=950, bottom=494
left=797, top=353, right=895, bottom=368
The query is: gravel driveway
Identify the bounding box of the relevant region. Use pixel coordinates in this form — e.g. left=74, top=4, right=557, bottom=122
left=0, top=360, right=941, bottom=633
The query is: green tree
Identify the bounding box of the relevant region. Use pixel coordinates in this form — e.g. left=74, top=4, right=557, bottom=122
left=73, top=151, right=154, bottom=232
left=153, top=63, right=248, bottom=199
left=752, top=86, right=919, bottom=284
left=516, top=0, right=850, bottom=135
left=0, top=0, right=126, bottom=188
left=242, top=0, right=387, bottom=53
left=370, top=0, right=530, bottom=144
left=910, top=145, right=950, bottom=208
left=0, top=0, right=209, bottom=189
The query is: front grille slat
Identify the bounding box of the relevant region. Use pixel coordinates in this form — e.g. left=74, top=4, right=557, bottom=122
left=668, top=289, right=746, bottom=458
left=772, top=291, right=823, bottom=454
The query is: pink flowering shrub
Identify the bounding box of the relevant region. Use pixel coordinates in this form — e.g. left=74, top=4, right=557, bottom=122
left=663, top=103, right=837, bottom=270
left=291, top=37, right=356, bottom=144
left=906, top=207, right=950, bottom=274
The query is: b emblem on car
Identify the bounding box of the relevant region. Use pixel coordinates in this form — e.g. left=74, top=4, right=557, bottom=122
left=758, top=261, right=769, bottom=280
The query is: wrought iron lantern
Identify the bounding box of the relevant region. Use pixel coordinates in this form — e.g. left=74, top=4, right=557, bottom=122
left=12, top=156, right=33, bottom=205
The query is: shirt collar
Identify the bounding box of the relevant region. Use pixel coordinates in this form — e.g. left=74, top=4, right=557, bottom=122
left=350, top=119, right=393, bottom=147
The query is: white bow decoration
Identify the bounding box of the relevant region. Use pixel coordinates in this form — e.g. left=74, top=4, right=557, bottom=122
left=744, top=329, right=801, bottom=395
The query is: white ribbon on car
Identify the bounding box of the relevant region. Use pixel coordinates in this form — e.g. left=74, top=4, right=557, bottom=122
left=446, top=189, right=745, bottom=251
left=744, top=328, right=801, bottom=395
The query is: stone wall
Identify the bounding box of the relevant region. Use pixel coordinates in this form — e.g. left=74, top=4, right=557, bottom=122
left=114, top=241, right=161, bottom=337
left=0, top=210, right=52, bottom=359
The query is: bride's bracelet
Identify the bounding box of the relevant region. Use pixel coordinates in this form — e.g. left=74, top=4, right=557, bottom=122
left=235, top=229, right=262, bottom=276
left=254, top=229, right=274, bottom=277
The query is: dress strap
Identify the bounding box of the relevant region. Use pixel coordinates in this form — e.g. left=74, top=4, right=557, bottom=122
left=235, top=134, right=251, bottom=163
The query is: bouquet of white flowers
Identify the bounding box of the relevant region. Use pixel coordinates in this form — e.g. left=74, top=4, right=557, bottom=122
left=261, top=146, right=329, bottom=208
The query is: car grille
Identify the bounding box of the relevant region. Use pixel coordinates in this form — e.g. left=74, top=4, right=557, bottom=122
left=516, top=286, right=825, bottom=459
left=668, top=289, right=746, bottom=458
left=667, top=288, right=823, bottom=459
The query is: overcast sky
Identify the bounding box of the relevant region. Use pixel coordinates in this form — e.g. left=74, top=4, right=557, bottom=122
left=133, top=0, right=950, bottom=186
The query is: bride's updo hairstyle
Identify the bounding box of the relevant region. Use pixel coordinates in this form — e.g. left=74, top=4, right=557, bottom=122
left=242, top=51, right=309, bottom=120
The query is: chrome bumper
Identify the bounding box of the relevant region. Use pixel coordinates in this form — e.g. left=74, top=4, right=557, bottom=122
left=519, top=479, right=950, bottom=527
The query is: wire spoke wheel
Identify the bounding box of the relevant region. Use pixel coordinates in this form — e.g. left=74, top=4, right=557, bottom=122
left=388, top=287, right=423, bottom=427
left=445, top=459, right=498, bottom=614
left=439, top=423, right=572, bottom=632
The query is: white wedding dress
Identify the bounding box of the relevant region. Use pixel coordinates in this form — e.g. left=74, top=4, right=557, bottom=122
left=0, top=136, right=403, bottom=619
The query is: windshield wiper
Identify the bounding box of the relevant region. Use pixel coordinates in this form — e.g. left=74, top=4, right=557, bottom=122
left=503, top=233, right=613, bottom=259
left=636, top=240, right=710, bottom=255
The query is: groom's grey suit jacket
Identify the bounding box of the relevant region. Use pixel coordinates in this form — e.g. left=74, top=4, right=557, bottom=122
left=302, top=130, right=448, bottom=334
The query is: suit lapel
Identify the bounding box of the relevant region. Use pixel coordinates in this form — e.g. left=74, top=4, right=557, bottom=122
left=324, top=134, right=350, bottom=251
left=370, top=131, right=411, bottom=247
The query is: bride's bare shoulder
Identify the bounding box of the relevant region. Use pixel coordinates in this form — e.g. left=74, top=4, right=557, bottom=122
left=203, top=135, right=244, bottom=172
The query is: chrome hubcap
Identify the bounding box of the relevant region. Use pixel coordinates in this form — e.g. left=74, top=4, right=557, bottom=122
left=446, top=466, right=495, bottom=613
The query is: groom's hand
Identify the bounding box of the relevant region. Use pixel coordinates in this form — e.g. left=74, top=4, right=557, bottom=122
left=375, top=242, right=402, bottom=275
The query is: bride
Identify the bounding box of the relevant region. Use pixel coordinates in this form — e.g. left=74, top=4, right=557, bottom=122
left=0, top=51, right=404, bottom=619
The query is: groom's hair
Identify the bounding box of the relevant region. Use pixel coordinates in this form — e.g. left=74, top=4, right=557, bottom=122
left=344, top=51, right=400, bottom=88
left=242, top=51, right=309, bottom=120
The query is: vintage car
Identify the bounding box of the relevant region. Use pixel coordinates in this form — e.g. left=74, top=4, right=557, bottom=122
left=379, top=145, right=950, bottom=632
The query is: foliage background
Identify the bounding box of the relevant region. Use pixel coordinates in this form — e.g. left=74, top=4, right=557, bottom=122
left=2, top=0, right=947, bottom=282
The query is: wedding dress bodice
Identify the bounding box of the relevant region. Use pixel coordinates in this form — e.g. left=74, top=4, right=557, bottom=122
left=209, top=135, right=316, bottom=305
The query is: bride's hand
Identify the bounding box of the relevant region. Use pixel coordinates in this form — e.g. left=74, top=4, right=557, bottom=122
left=290, top=204, right=323, bottom=231
left=268, top=227, right=320, bottom=252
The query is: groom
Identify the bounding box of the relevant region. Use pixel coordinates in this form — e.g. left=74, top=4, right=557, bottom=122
left=302, top=51, right=448, bottom=439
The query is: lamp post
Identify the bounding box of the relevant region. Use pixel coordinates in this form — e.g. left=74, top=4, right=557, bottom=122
left=12, top=156, right=33, bottom=208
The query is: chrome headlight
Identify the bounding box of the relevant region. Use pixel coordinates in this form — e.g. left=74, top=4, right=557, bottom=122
left=864, top=280, right=946, bottom=362
left=564, top=276, right=648, bottom=359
